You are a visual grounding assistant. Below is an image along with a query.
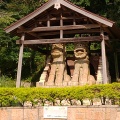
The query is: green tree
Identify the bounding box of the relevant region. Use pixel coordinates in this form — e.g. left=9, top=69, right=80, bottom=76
left=0, top=0, right=120, bottom=82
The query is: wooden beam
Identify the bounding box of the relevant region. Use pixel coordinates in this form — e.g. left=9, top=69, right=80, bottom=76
left=16, top=36, right=109, bottom=45
left=27, top=32, right=39, bottom=38
left=60, top=0, right=114, bottom=27
left=18, top=26, right=40, bottom=38
left=17, top=24, right=100, bottom=33
left=101, top=30, right=108, bottom=84
left=38, top=29, right=100, bottom=37
left=5, top=0, right=56, bottom=33
left=37, top=16, right=87, bottom=22
left=16, top=33, right=25, bottom=88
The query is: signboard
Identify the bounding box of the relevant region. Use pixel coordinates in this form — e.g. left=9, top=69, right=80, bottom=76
left=44, top=106, right=67, bottom=119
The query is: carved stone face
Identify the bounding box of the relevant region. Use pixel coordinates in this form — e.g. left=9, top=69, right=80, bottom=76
left=51, top=44, right=64, bottom=58
left=74, top=42, right=88, bottom=59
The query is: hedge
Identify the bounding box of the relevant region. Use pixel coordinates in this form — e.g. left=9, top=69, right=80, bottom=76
left=0, top=83, right=120, bottom=107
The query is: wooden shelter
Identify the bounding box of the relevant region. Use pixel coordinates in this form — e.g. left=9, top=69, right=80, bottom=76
left=4, top=0, right=120, bottom=87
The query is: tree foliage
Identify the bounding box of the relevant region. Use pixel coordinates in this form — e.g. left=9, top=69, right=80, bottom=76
left=69, top=0, right=120, bottom=26
left=0, top=0, right=120, bottom=81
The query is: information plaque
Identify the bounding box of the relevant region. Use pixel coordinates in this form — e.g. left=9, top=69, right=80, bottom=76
left=44, top=106, right=67, bottom=119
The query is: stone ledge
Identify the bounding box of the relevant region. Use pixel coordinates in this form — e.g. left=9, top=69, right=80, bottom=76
left=0, top=105, right=119, bottom=109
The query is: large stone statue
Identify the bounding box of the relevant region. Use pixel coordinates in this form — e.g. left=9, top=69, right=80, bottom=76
left=46, top=44, right=70, bottom=86
left=70, top=42, right=96, bottom=86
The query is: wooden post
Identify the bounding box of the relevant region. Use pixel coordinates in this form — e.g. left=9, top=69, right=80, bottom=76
left=73, top=14, right=76, bottom=25
left=60, top=13, right=63, bottom=38
left=101, top=30, right=108, bottom=84
left=47, top=15, right=50, bottom=27
left=16, top=33, right=25, bottom=88
left=114, top=52, right=119, bottom=81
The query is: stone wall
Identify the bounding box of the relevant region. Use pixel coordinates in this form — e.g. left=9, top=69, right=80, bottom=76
left=0, top=106, right=120, bottom=120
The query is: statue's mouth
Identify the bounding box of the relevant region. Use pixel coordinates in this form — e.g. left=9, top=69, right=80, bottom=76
left=52, top=49, right=62, bottom=54
left=75, top=48, right=84, bottom=54
left=51, top=49, right=63, bottom=57
left=74, top=48, right=87, bottom=58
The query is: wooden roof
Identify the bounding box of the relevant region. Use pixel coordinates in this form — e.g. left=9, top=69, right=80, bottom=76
left=4, top=0, right=120, bottom=41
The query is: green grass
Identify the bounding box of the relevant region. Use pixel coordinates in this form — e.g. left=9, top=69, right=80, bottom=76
left=0, top=75, right=15, bottom=87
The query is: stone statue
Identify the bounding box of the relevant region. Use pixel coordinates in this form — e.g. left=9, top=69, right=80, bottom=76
left=46, top=44, right=70, bottom=86
left=70, top=42, right=96, bottom=86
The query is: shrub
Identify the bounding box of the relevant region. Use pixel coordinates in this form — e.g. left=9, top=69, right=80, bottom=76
left=0, top=83, right=120, bottom=107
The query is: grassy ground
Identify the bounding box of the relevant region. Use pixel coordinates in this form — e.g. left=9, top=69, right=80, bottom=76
left=0, top=76, right=15, bottom=87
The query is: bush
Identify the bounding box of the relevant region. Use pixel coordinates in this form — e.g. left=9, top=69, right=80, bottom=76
left=0, top=83, right=120, bottom=107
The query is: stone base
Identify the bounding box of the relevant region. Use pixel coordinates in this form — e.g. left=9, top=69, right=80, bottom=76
left=68, top=81, right=78, bottom=86
left=63, top=81, right=68, bottom=86
left=36, top=82, right=45, bottom=87
left=55, top=82, right=63, bottom=86
left=96, top=81, right=102, bottom=84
